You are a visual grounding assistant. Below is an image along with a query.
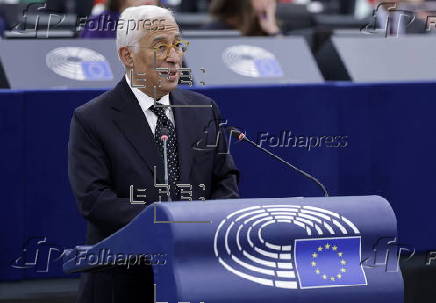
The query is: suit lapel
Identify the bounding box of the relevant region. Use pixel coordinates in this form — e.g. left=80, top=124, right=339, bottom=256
left=170, top=89, right=201, bottom=185
left=110, top=79, right=164, bottom=182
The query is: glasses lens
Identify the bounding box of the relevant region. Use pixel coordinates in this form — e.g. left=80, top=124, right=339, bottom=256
left=176, top=41, right=188, bottom=53
left=157, top=45, right=168, bottom=56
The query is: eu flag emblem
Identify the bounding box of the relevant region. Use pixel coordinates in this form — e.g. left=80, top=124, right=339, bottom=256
left=254, top=58, right=284, bottom=77
left=81, top=61, right=113, bottom=81
left=294, top=236, right=367, bottom=289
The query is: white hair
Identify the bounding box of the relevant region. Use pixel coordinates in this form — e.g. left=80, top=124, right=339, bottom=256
left=116, top=5, right=175, bottom=57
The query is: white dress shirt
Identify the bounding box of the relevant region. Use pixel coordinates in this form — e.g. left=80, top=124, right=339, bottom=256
left=125, top=74, right=175, bottom=135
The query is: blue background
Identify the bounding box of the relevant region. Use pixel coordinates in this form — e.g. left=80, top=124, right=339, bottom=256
left=1, top=82, right=436, bottom=280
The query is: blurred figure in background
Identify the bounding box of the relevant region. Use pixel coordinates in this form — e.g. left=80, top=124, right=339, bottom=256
left=205, top=0, right=280, bottom=35
left=80, top=0, right=160, bottom=38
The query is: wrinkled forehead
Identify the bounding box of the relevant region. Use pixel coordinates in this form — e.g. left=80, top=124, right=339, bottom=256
left=139, top=18, right=181, bottom=45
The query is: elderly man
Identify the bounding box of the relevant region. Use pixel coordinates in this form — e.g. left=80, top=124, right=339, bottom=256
left=68, top=5, right=239, bottom=303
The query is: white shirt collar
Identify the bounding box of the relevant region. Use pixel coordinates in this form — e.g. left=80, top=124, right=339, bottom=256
left=124, top=74, right=170, bottom=112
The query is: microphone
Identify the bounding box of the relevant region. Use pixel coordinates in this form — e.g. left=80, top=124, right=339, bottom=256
left=228, top=127, right=329, bottom=197
left=160, top=127, right=171, bottom=201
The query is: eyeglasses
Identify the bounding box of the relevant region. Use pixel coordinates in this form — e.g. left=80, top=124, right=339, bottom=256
left=152, top=40, right=190, bottom=58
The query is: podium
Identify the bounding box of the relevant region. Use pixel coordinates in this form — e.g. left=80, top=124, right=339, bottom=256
left=64, top=196, right=403, bottom=302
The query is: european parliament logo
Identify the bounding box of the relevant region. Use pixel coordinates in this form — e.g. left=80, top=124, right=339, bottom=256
left=46, top=47, right=114, bottom=81
left=214, top=205, right=367, bottom=290
left=222, top=45, right=284, bottom=78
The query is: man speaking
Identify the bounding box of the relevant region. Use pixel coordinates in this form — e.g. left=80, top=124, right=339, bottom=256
left=68, top=5, right=239, bottom=303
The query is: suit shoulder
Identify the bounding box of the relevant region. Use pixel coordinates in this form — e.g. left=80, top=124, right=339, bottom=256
left=74, top=89, right=115, bottom=117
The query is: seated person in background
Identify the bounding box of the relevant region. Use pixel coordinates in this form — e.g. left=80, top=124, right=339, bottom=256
left=80, top=0, right=160, bottom=38
left=204, top=0, right=280, bottom=36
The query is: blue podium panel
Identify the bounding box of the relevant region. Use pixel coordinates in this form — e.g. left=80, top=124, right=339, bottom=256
left=64, top=196, right=403, bottom=303
left=0, top=91, right=25, bottom=280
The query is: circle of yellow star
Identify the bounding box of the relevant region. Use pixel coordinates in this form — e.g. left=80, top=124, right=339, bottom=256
left=311, top=243, right=348, bottom=283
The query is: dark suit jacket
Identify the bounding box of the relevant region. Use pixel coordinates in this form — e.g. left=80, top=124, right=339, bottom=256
left=68, top=78, right=239, bottom=303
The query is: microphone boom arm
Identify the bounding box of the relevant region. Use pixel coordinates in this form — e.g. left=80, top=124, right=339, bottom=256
left=231, top=128, right=329, bottom=197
